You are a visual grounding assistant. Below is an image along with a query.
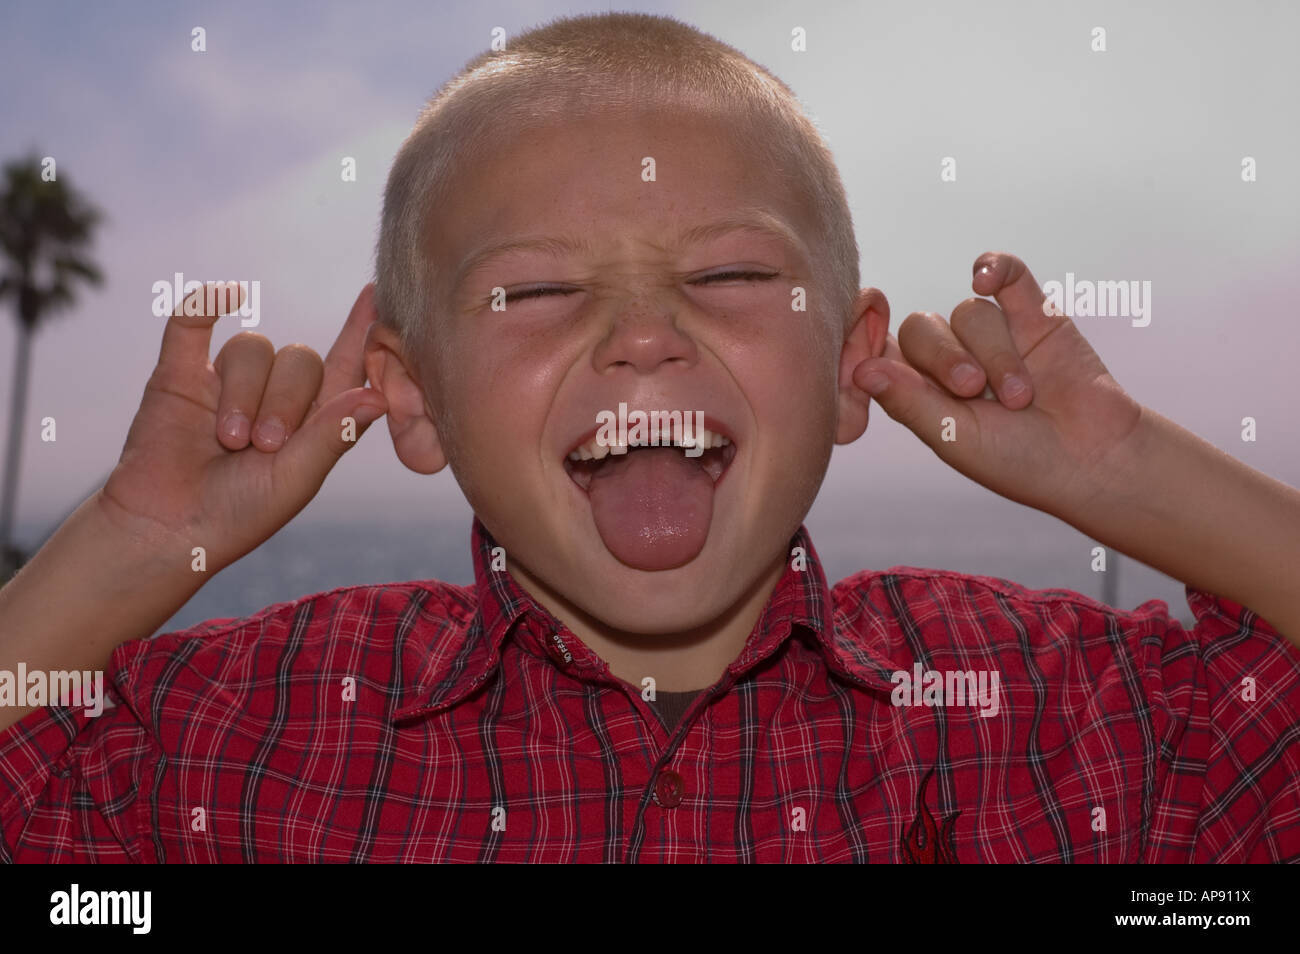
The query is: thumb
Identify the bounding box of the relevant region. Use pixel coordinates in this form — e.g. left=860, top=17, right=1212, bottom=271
left=271, top=388, right=387, bottom=508
left=853, top=354, right=969, bottom=456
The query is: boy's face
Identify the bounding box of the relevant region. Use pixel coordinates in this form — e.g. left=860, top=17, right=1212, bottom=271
left=394, top=106, right=883, bottom=635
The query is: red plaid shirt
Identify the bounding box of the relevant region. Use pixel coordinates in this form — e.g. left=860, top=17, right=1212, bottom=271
left=3, top=519, right=1298, bottom=862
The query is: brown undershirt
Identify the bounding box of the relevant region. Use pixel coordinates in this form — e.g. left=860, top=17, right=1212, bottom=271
left=647, top=688, right=706, bottom=731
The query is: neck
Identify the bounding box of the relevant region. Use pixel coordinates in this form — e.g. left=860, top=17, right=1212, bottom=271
left=509, top=553, right=787, bottom=692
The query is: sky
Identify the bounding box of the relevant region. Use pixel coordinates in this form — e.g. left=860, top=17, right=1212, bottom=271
left=1, top=0, right=1297, bottom=620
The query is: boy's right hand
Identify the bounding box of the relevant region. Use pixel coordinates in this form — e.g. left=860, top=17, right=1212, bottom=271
left=96, top=283, right=388, bottom=576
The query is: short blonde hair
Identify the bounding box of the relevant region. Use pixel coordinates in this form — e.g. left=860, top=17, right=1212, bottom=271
left=374, top=12, right=860, bottom=362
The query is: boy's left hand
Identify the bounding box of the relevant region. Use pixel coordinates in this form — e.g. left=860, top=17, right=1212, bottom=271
left=854, top=252, right=1144, bottom=519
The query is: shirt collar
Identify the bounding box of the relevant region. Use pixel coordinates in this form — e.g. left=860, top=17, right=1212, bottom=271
left=392, top=517, right=897, bottom=722
left=391, top=519, right=531, bottom=722
left=726, top=526, right=900, bottom=693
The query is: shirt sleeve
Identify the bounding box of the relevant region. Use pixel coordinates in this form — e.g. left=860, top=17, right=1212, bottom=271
left=0, top=644, right=161, bottom=863
left=1135, top=586, right=1300, bottom=862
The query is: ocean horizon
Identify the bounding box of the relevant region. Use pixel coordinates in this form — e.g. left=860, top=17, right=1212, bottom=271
left=24, top=491, right=1198, bottom=636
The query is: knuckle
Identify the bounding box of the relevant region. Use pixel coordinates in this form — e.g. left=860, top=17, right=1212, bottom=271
left=950, top=297, right=998, bottom=330
left=218, top=332, right=274, bottom=366
left=999, top=252, right=1025, bottom=274
left=277, top=342, right=320, bottom=363
left=262, top=363, right=322, bottom=413
left=273, top=344, right=325, bottom=383
left=898, top=312, right=924, bottom=333
left=232, top=331, right=273, bottom=351
left=898, top=311, right=941, bottom=343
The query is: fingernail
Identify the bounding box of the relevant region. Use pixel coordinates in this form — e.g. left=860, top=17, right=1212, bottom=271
left=1002, top=374, right=1028, bottom=400
left=860, top=371, right=890, bottom=395
left=256, top=416, right=286, bottom=447
left=222, top=411, right=249, bottom=442
left=951, top=363, right=982, bottom=390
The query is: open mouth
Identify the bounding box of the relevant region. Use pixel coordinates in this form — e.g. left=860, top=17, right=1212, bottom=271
left=560, top=416, right=739, bottom=571
left=562, top=425, right=738, bottom=491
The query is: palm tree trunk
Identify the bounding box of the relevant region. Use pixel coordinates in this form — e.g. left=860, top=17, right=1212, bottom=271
left=0, top=319, right=33, bottom=577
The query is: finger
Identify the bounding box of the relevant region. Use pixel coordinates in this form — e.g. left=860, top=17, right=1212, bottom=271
left=251, top=345, right=324, bottom=452
left=270, top=388, right=388, bottom=512
left=897, top=311, right=987, bottom=398
left=971, top=252, right=1068, bottom=355
left=157, top=282, right=246, bottom=375
left=949, top=298, right=1034, bottom=409
left=212, top=332, right=275, bottom=450
left=853, top=337, right=973, bottom=452
left=319, top=283, right=379, bottom=404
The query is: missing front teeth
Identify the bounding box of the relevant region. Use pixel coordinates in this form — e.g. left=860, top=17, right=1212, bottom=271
left=569, top=435, right=731, bottom=461
left=567, top=403, right=731, bottom=461
left=563, top=440, right=737, bottom=491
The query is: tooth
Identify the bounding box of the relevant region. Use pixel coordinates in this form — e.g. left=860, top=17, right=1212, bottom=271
left=591, top=443, right=611, bottom=460
left=579, top=445, right=593, bottom=460
left=610, top=443, right=628, bottom=456
left=569, top=451, right=581, bottom=461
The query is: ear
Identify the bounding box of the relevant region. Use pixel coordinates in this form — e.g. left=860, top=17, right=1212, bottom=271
left=364, top=322, right=448, bottom=474
left=835, top=286, right=890, bottom=445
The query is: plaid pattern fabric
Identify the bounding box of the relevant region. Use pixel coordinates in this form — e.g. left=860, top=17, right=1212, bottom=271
left=2, top=518, right=1297, bottom=862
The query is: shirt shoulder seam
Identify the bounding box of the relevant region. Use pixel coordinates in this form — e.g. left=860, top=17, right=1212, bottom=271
left=833, top=565, right=1172, bottom=624
left=144, top=577, right=466, bottom=646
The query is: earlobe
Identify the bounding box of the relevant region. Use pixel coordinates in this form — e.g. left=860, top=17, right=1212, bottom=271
left=835, top=287, right=891, bottom=445
left=363, top=323, right=449, bottom=475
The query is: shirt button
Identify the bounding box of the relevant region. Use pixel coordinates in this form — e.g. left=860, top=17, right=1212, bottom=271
left=545, top=632, right=573, bottom=666
left=653, top=769, right=684, bottom=808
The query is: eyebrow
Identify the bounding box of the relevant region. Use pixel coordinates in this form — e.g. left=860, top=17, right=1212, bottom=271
left=451, top=209, right=808, bottom=292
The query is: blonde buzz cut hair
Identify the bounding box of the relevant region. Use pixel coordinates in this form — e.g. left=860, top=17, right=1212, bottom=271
left=374, top=12, right=860, bottom=364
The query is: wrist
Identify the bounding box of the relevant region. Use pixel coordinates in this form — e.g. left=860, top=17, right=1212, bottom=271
left=86, top=488, right=210, bottom=602
left=0, top=493, right=196, bottom=731
left=1049, top=401, right=1153, bottom=529
left=0, top=493, right=206, bottom=667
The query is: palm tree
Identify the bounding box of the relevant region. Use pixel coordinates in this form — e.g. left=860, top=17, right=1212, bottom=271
left=0, top=154, right=104, bottom=581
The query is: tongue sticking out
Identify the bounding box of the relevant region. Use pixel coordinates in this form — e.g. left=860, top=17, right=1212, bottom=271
left=586, top=446, right=714, bottom=571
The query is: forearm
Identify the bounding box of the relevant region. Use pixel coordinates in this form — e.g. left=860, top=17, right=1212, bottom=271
left=1061, top=406, right=1300, bottom=647
left=0, top=490, right=203, bottom=731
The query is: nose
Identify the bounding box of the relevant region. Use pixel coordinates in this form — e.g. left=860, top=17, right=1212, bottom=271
left=592, top=299, right=699, bottom=376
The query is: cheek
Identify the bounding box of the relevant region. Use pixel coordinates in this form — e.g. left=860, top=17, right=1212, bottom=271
left=442, top=342, right=559, bottom=462
left=737, top=334, right=839, bottom=487
left=736, top=325, right=835, bottom=413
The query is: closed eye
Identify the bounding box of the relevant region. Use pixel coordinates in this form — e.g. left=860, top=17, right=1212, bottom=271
left=693, top=269, right=779, bottom=285
left=501, top=270, right=779, bottom=303
left=504, top=285, right=576, bottom=303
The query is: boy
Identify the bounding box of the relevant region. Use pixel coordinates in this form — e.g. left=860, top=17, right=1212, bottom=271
left=1, top=12, right=1297, bottom=863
